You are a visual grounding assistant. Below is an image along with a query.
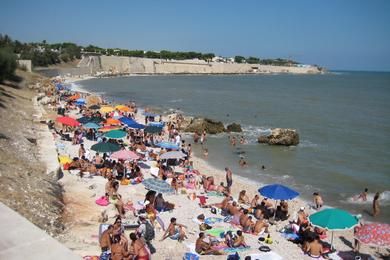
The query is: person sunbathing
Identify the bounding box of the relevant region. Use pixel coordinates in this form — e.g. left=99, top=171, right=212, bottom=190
left=208, top=194, right=231, bottom=210
left=154, top=193, right=175, bottom=211
left=305, top=236, right=324, bottom=258
left=111, top=234, right=132, bottom=260
left=161, top=217, right=187, bottom=242
left=129, top=233, right=150, bottom=260
left=233, top=230, right=247, bottom=247
left=238, top=190, right=250, bottom=205
left=100, top=225, right=113, bottom=256
left=239, top=209, right=250, bottom=227
left=243, top=216, right=255, bottom=233
left=253, top=219, right=269, bottom=235
left=251, top=194, right=260, bottom=208
left=195, top=232, right=222, bottom=255
left=227, top=201, right=240, bottom=215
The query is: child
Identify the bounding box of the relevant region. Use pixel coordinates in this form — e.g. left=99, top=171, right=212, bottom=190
left=203, top=148, right=208, bottom=159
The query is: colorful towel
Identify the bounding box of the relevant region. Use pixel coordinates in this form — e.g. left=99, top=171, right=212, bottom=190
left=204, top=217, right=223, bottom=225
left=206, top=191, right=224, bottom=197
left=211, top=245, right=250, bottom=253
left=206, top=227, right=236, bottom=237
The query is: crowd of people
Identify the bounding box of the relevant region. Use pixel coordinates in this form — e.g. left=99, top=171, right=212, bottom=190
left=48, top=81, right=383, bottom=260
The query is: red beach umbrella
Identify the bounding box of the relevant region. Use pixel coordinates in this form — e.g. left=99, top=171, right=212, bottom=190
left=355, top=223, right=390, bottom=247
left=56, top=116, right=80, bottom=127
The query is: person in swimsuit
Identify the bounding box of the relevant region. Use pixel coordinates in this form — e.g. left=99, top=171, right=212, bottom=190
left=195, top=232, right=222, bottom=255
left=373, top=192, right=380, bottom=217
left=305, top=236, right=324, bottom=258
left=99, top=225, right=113, bottom=259
left=233, top=230, right=247, bottom=247
left=225, top=167, right=233, bottom=190
left=161, top=217, right=187, bottom=242
left=129, top=233, right=150, bottom=260
left=313, top=192, right=323, bottom=209
left=238, top=190, right=250, bottom=205
left=357, top=188, right=368, bottom=201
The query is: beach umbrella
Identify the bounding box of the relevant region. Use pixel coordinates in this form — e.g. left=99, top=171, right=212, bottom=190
left=99, top=126, right=121, bottom=132
left=258, top=184, right=299, bottom=200
left=309, top=208, right=358, bottom=249
left=155, top=141, right=179, bottom=150
left=58, top=155, right=72, bottom=164
left=143, top=178, right=174, bottom=194
left=77, top=116, right=104, bottom=124
left=144, top=125, right=163, bottom=134
left=76, top=98, right=86, bottom=104
left=68, top=94, right=80, bottom=101
left=105, top=118, right=121, bottom=125
left=160, top=151, right=186, bottom=160
left=111, top=150, right=139, bottom=161
left=56, top=116, right=80, bottom=127
left=115, top=105, right=131, bottom=112
left=354, top=223, right=390, bottom=247
left=120, top=117, right=145, bottom=129
left=83, top=122, right=101, bottom=129
left=91, top=142, right=120, bottom=153
left=89, top=104, right=100, bottom=110
left=100, top=106, right=115, bottom=113
left=104, top=130, right=127, bottom=139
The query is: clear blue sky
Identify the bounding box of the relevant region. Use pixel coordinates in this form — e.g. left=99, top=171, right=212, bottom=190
left=1, top=0, right=389, bottom=71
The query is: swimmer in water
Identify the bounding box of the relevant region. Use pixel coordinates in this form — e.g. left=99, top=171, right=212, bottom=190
left=261, top=165, right=266, bottom=170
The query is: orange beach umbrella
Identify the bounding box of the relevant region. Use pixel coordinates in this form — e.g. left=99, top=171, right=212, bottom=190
left=115, top=105, right=131, bottom=112
left=100, top=106, right=114, bottom=113
left=104, top=118, right=121, bottom=125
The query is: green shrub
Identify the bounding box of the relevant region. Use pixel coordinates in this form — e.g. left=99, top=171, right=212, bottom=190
left=0, top=47, right=17, bottom=83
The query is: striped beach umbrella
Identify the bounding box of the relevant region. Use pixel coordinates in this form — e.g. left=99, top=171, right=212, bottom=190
left=143, top=178, right=174, bottom=194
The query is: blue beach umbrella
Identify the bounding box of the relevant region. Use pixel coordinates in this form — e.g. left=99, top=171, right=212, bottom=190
left=76, top=98, right=86, bottom=104
left=155, top=141, right=179, bottom=150
left=104, top=130, right=127, bottom=139
left=120, top=117, right=145, bottom=129
left=143, top=178, right=174, bottom=194
left=143, top=112, right=158, bottom=117
left=258, top=184, right=299, bottom=200
left=83, top=122, right=101, bottom=129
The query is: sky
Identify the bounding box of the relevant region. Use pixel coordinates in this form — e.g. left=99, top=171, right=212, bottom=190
left=0, top=0, right=389, bottom=71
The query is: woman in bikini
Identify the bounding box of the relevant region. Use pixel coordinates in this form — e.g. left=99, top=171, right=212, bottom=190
left=129, top=233, right=150, bottom=260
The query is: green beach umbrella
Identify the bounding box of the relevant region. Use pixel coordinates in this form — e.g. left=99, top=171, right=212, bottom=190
left=309, top=208, right=358, bottom=249
left=104, top=130, right=127, bottom=139
left=144, top=125, right=163, bottom=134
left=91, top=142, right=120, bottom=153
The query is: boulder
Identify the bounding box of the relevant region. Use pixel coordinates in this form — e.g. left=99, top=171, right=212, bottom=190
left=258, top=128, right=299, bottom=146
left=226, top=123, right=242, bottom=132
left=184, top=117, right=225, bottom=134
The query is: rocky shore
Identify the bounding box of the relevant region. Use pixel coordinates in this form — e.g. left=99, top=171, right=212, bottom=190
left=0, top=70, right=64, bottom=236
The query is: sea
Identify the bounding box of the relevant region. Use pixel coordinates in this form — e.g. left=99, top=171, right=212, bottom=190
left=76, top=72, right=390, bottom=223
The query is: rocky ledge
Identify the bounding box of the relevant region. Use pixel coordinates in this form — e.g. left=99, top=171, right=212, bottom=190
left=258, top=128, right=299, bottom=146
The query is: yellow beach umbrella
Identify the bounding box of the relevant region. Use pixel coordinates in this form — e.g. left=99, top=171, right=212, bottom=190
left=115, top=105, right=131, bottom=112
left=58, top=155, right=72, bottom=164
left=100, top=106, right=114, bottom=113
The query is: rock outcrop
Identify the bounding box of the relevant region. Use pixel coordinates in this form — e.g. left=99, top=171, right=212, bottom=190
left=184, top=117, right=225, bottom=134
left=258, top=128, right=299, bottom=146
left=226, top=123, right=243, bottom=132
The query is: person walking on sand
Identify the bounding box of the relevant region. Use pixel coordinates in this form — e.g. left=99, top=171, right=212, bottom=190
left=225, top=167, right=233, bottom=190
left=373, top=192, right=380, bottom=217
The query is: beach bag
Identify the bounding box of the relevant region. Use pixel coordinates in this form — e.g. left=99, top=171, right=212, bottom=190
left=63, top=163, right=70, bottom=170
left=95, top=196, right=109, bottom=206
left=144, top=221, right=155, bottom=241
left=183, top=253, right=199, bottom=260
left=227, top=252, right=240, bottom=260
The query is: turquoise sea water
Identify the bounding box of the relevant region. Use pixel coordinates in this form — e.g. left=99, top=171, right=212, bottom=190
left=78, top=72, right=390, bottom=223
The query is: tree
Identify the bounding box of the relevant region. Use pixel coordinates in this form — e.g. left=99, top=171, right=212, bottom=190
left=0, top=48, right=17, bottom=82
left=234, top=56, right=245, bottom=63
left=246, top=56, right=260, bottom=64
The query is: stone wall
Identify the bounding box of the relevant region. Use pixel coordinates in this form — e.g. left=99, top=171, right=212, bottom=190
left=78, top=55, right=321, bottom=75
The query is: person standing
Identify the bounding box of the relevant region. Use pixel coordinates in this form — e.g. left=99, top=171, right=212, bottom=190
left=225, top=167, right=233, bottom=190
left=373, top=192, right=380, bottom=217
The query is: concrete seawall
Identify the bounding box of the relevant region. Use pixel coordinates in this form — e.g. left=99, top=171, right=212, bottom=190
left=0, top=202, right=80, bottom=260
left=78, top=55, right=321, bottom=75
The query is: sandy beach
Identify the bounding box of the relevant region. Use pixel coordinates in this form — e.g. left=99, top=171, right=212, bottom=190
left=29, top=74, right=384, bottom=260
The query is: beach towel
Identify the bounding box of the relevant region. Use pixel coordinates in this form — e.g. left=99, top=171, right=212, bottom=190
left=184, top=253, right=199, bottom=260
left=280, top=232, right=299, bottom=241
left=206, top=227, right=236, bottom=237
left=212, top=245, right=250, bottom=254
left=206, top=191, right=224, bottom=197
left=204, top=217, right=223, bottom=225
left=156, top=215, right=165, bottom=231
left=95, top=196, right=109, bottom=206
